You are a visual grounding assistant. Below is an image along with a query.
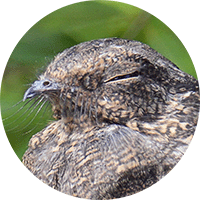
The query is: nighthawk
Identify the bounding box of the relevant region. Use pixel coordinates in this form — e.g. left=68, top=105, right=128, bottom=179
left=22, top=38, right=199, bottom=199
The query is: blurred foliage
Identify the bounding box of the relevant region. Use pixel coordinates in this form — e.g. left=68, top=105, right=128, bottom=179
left=1, top=0, right=197, bottom=160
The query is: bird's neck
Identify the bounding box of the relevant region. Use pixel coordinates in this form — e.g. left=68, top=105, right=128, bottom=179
left=60, top=90, right=199, bottom=145
left=126, top=91, right=199, bottom=144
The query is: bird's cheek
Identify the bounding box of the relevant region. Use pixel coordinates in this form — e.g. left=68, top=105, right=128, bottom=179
left=97, top=98, right=129, bottom=123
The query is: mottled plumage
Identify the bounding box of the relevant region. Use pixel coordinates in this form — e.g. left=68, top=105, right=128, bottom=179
left=22, top=38, right=199, bottom=199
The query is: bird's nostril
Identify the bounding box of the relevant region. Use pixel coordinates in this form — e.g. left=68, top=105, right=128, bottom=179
left=43, top=81, right=50, bottom=86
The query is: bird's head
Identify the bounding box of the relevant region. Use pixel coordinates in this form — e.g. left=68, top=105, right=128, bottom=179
left=23, top=38, right=199, bottom=130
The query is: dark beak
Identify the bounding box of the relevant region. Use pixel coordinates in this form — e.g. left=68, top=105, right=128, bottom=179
left=23, top=79, right=58, bottom=101
left=23, top=86, right=37, bottom=101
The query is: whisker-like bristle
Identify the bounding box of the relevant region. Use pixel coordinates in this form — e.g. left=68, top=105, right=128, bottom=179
left=22, top=100, right=50, bottom=136
left=4, top=96, right=42, bottom=126
left=22, top=126, right=37, bottom=136
left=6, top=97, right=45, bottom=132
left=3, top=98, right=35, bottom=121
left=2, top=99, right=23, bottom=112
left=17, top=98, right=48, bottom=133
left=41, top=101, right=51, bottom=118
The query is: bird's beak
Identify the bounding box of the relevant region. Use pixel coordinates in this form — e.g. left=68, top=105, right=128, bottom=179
left=23, top=85, right=37, bottom=101
left=23, top=79, right=58, bottom=101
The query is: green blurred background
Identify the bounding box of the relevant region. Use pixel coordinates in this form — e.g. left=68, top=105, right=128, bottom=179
left=1, top=0, right=197, bottom=160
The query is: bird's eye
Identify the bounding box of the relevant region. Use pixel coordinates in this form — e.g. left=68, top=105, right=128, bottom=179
left=105, top=71, right=139, bottom=83
left=43, top=81, right=51, bottom=86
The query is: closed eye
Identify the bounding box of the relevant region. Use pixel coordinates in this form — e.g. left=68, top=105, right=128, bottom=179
left=104, top=71, right=140, bottom=83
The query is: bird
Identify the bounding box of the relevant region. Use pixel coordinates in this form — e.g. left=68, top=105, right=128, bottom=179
left=22, top=38, right=200, bottom=199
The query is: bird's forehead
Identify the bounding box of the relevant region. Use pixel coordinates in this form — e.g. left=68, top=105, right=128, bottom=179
left=43, top=44, right=143, bottom=82
left=42, top=38, right=189, bottom=86
left=44, top=54, right=101, bottom=82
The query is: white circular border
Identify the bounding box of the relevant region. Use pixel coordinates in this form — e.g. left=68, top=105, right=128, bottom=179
left=1, top=1, right=199, bottom=200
